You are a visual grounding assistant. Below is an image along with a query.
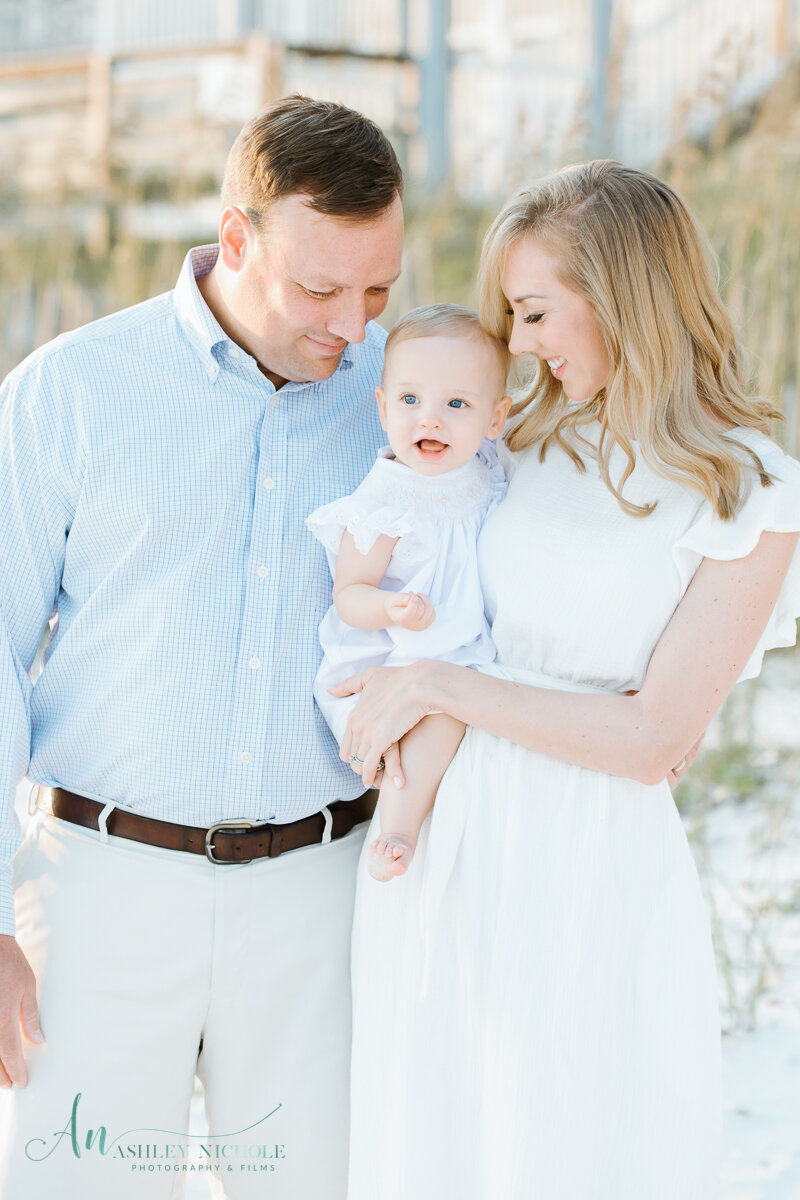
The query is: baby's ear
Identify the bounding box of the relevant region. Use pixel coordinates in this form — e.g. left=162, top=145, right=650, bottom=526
left=375, top=386, right=388, bottom=430
left=488, top=395, right=513, bottom=437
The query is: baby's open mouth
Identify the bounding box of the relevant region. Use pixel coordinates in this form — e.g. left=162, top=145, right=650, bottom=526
left=416, top=439, right=448, bottom=453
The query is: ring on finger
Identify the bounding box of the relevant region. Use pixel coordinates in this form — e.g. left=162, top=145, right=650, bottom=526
left=673, top=756, right=687, bottom=774
left=350, top=754, right=365, bottom=766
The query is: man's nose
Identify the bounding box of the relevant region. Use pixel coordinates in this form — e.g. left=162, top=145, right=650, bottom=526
left=326, top=296, right=368, bottom=345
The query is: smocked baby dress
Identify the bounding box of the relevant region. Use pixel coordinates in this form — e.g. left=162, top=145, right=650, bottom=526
left=306, top=441, right=507, bottom=744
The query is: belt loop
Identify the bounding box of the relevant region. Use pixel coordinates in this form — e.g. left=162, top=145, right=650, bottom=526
left=97, top=801, right=116, bottom=844
left=320, top=806, right=333, bottom=845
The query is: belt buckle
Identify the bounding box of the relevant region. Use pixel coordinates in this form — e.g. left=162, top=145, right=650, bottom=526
left=204, top=821, right=254, bottom=865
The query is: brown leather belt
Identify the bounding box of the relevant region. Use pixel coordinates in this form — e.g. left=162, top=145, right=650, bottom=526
left=50, top=787, right=378, bottom=864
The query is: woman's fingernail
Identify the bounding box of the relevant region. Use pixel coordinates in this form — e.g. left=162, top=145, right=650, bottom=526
left=30, top=1030, right=45, bottom=1044
left=393, top=777, right=403, bottom=789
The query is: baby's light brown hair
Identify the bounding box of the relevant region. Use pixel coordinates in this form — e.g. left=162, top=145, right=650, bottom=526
left=383, top=304, right=510, bottom=390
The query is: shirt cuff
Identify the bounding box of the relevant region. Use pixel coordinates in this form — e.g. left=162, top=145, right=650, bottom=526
left=0, top=865, right=16, bottom=936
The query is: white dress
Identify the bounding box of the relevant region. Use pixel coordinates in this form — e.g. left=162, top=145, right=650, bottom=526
left=348, top=427, right=800, bottom=1200
left=306, top=443, right=506, bottom=743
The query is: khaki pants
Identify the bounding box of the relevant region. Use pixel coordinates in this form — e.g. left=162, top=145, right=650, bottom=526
left=0, top=805, right=367, bottom=1199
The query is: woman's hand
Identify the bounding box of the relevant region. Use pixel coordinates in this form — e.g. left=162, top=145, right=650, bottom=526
left=666, top=731, right=704, bottom=790
left=330, top=662, right=438, bottom=788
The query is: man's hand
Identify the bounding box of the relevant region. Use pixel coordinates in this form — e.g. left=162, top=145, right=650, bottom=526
left=0, top=935, right=44, bottom=1088
left=384, top=591, right=435, bottom=631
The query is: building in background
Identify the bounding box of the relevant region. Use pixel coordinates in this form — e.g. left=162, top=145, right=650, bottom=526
left=0, top=0, right=798, bottom=205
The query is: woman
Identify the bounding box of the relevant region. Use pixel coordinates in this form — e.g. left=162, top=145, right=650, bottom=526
left=338, top=162, right=800, bottom=1199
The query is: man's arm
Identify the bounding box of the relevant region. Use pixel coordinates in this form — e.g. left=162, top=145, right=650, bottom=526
left=0, top=363, right=76, bottom=1084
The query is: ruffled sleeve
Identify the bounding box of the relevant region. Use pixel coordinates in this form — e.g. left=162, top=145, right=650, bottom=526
left=306, top=490, right=419, bottom=559
left=306, top=452, right=442, bottom=569
left=476, top=437, right=509, bottom=508
left=671, top=435, right=800, bottom=681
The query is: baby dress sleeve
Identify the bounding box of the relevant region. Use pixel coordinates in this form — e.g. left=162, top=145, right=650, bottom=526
left=671, top=435, right=800, bottom=681
left=306, top=493, right=411, bottom=558
left=476, top=437, right=510, bottom=506
left=494, top=432, right=521, bottom=483
left=305, top=462, right=434, bottom=565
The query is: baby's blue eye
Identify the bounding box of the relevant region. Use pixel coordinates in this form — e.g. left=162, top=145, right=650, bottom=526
left=448, top=399, right=466, bottom=409
left=401, top=393, right=418, bottom=405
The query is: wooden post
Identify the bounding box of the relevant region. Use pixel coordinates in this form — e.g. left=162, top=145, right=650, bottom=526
left=774, top=0, right=788, bottom=56
left=85, top=53, right=112, bottom=188
left=247, top=31, right=285, bottom=111
left=85, top=53, right=112, bottom=256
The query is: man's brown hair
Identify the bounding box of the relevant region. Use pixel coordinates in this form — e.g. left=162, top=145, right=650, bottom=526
left=222, top=93, right=403, bottom=226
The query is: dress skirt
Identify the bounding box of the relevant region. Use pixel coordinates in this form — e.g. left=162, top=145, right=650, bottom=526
left=347, top=422, right=800, bottom=1199
left=348, top=721, right=722, bottom=1200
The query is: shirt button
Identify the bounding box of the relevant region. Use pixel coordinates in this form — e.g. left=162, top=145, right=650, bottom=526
left=238, top=751, right=253, bottom=765
left=228, top=346, right=240, bottom=358
left=270, top=396, right=280, bottom=408
left=256, top=565, right=269, bottom=579
left=262, top=477, right=275, bottom=491
left=248, top=657, right=261, bottom=671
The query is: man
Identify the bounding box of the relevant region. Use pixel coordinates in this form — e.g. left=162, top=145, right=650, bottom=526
left=0, top=93, right=404, bottom=1199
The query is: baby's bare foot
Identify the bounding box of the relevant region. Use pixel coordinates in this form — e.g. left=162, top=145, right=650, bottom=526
left=367, top=835, right=415, bottom=882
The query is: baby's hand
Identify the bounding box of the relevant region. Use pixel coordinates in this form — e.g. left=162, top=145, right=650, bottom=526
left=385, top=592, right=436, bottom=631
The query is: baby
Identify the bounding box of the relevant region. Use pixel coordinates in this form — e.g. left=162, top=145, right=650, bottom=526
left=307, top=304, right=511, bottom=881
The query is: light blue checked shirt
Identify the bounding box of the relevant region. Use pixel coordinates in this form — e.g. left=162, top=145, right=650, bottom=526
left=0, top=245, right=386, bottom=934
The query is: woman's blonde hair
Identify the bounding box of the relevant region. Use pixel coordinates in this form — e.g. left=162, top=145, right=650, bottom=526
left=478, top=160, right=780, bottom=518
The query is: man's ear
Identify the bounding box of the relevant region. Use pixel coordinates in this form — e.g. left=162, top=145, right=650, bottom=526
left=218, top=206, right=252, bottom=271
left=487, top=394, right=513, bottom=438
left=375, top=386, right=389, bottom=431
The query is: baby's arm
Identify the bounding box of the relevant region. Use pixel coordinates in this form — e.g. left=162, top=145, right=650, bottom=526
left=333, top=530, right=435, bottom=632
left=368, top=713, right=465, bottom=882
left=331, top=530, right=456, bottom=880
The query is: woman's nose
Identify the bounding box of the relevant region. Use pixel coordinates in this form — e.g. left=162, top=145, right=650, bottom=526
left=508, top=319, right=533, bottom=357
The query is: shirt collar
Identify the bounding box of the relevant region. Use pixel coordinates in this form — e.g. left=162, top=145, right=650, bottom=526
left=173, top=246, right=231, bottom=379
left=173, top=244, right=356, bottom=386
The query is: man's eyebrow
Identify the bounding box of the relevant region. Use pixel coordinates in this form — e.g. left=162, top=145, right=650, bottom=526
left=301, top=273, right=402, bottom=289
